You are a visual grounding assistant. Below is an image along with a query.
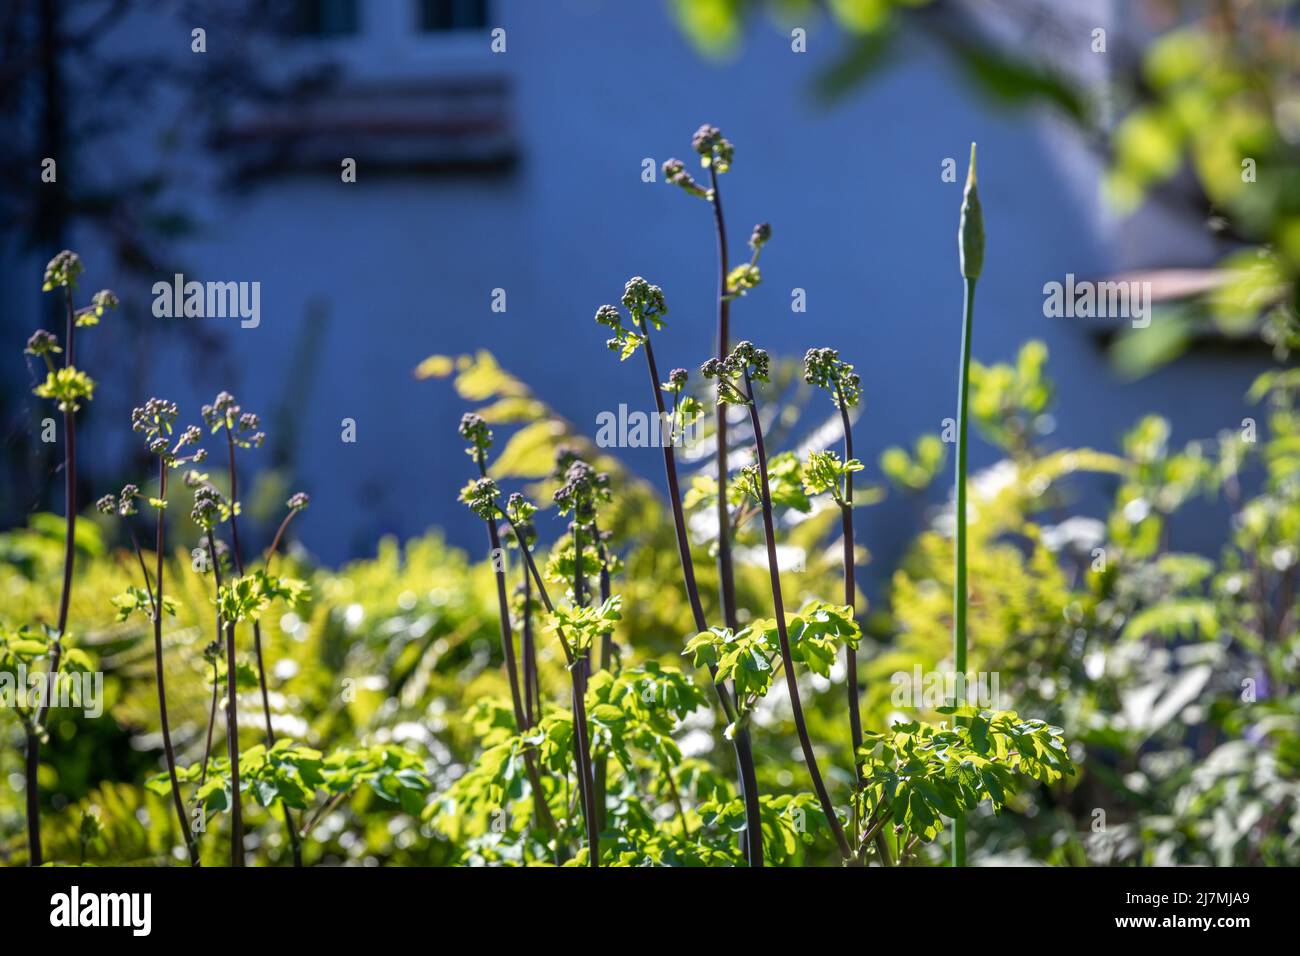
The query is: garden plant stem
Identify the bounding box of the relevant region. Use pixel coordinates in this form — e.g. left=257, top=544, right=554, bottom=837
left=708, top=166, right=739, bottom=634
left=474, top=457, right=558, bottom=841
left=224, top=617, right=244, bottom=866
left=570, top=523, right=601, bottom=856
left=952, top=142, right=982, bottom=867
left=522, top=561, right=538, bottom=723
left=25, top=286, right=77, bottom=865
left=507, top=519, right=600, bottom=865
left=591, top=522, right=612, bottom=831
left=641, top=325, right=764, bottom=865
left=951, top=276, right=976, bottom=868
left=200, top=530, right=224, bottom=788
left=746, top=373, right=853, bottom=861
left=225, top=434, right=302, bottom=866
left=152, top=460, right=201, bottom=865
left=835, top=387, right=864, bottom=780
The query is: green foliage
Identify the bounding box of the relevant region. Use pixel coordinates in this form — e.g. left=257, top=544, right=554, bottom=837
left=856, top=709, right=1073, bottom=845
left=548, top=595, right=622, bottom=656
left=148, top=741, right=429, bottom=817
left=110, top=586, right=175, bottom=622
left=802, top=449, right=864, bottom=506
left=698, top=793, right=832, bottom=864
left=33, top=367, right=96, bottom=413
left=214, top=571, right=308, bottom=625
left=686, top=601, right=861, bottom=728
left=880, top=434, right=946, bottom=492
left=969, top=340, right=1053, bottom=456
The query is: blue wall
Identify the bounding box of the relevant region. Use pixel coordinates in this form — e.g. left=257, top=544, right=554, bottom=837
left=5, top=1, right=1268, bottom=575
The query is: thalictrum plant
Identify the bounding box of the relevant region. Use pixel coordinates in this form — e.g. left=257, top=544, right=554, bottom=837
left=595, top=276, right=765, bottom=864
left=802, top=346, right=885, bottom=860
left=702, top=341, right=855, bottom=860
left=663, top=127, right=774, bottom=864
left=114, top=398, right=207, bottom=865
left=199, top=392, right=306, bottom=866
left=19, top=251, right=114, bottom=865
left=460, top=473, right=604, bottom=864
left=458, top=414, right=560, bottom=849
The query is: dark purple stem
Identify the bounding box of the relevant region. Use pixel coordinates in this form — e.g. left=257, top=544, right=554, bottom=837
left=746, top=373, right=852, bottom=860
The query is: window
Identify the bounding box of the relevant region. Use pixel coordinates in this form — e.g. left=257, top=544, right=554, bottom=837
left=283, top=0, right=360, bottom=37
left=418, top=0, right=488, bottom=32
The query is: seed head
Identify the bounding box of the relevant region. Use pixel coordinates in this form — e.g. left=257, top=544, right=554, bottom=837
left=959, top=142, right=984, bottom=280
left=96, top=494, right=118, bottom=515
left=76, top=289, right=118, bottom=327
left=24, top=329, right=61, bottom=357
left=803, top=347, right=861, bottom=408
left=727, top=341, right=770, bottom=382
left=506, top=492, right=538, bottom=525
left=43, top=250, right=83, bottom=291
left=553, top=458, right=610, bottom=526
left=663, top=158, right=707, bottom=198
left=201, top=391, right=237, bottom=430
left=118, top=484, right=140, bottom=517
left=133, top=398, right=179, bottom=437
left=594, top=304, right=622, bottom=330
left=191, top=486, right=223, bottom=529
left=459, top=477, right=501, bottom=520
left=92, top=289, right=118, bottom=311
left=620, top=276, right=667, bottom=324
left=202, top=392, right=263, bottom=449
left=287, top=492, right=310, bottom=512
left=552, top=444, right=581, bottom=480
left=459, top=412, right=493, bottom=461
left=691, top=124, right=734, bottom=173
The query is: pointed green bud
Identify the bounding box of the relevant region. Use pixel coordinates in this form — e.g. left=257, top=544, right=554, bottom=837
left=958, top=143, right=984, bottom=280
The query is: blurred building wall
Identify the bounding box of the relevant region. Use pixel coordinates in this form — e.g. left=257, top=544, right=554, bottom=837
left=1, top=0, right=1268, bottom=574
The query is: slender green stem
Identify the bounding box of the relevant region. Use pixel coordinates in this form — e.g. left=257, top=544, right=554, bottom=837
left=951, top=276, right=977, bottom=868
left=224, top=617, right=244, bottom=867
